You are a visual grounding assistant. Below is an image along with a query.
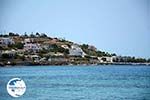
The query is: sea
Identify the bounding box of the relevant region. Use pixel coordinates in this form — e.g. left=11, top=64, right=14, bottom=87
left=0, top=65, right=150, bottom=100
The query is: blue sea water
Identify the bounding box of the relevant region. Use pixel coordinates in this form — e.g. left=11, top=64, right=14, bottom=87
left=0, top=65, right=150, bottom=100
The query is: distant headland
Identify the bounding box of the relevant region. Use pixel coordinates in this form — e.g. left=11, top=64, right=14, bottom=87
left=0, top=32, right=150, bottom=66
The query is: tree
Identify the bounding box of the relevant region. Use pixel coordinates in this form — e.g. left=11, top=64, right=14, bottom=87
left=104, top=52, right=111, bottom=57
left=96, top=51, right=106, bottom=57
left=15, top=33, right=19, bottom=36
left=36, top=32, right=40, bottom=37
left=9, top=32, right=15, bottom=36
left=81, top=44, right=88, bottom=49
left=8, top=42, right=24, bottom=49
left=0, top=34, right=8, bottom=37
left=8, top=32, right=19, bottom=36
left=40, top=33, right=47, bottom=38
left=147, top=59, right=150, bottom=63
left=23, top=32, right=28, bottom=37
left=30, top=33, right=35, bottom=38
left=111, top=53, right=117, bottom=56
left=15, top=42, right=24, bottom=49
left=134, top=58, right=146, bottom=63
left=0, top=46, right=4, bottom=50
left=65, top=49, right=69, bottom=54
left=50, top=44, right=69, bottom=54
left=2, top=54, right=10, bottom=59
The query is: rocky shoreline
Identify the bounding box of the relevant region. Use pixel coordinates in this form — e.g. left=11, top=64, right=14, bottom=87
left=0, top=62, right=150, bottom=67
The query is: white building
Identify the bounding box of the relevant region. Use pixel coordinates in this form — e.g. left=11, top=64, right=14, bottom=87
left=24, top=38, right=34, bottom=44
left=61, top=45, right=69, bottom=49
left=69, top=44, right=86, bottom=57
left=0, top=38, right=15, bottom=46
left=1, top=49, right=16, bottom=57
left=24, top=43, right=41, bottom=52
left=41, top=44, right=53, bottom=50
left=30, top=55, right=40, bottom=62
left=98, top=56, right=114, bottom=63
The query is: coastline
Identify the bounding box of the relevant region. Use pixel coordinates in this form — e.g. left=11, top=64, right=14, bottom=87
left=0, top=62, right=150, bottom=67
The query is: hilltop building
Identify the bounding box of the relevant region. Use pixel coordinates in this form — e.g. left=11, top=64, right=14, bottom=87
left=69, top=44, right=86, bottom=57
left=0, top=37, right=15, bottom=46
left=24, top=43, right=41, bottom=52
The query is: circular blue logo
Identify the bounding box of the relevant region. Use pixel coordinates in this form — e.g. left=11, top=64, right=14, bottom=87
left=7, top=78, right=26, bottom=97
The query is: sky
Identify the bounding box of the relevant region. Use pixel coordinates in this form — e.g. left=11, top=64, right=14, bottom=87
left=0, top=0, right=150, bottom=58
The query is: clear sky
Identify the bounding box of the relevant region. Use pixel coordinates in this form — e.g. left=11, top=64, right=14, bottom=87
left=0, top=0, right=149, bottom=58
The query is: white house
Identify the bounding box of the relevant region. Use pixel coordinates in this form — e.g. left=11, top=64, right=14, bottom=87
left=61, top=45, right=69, bottom=49
left=24, top=38, right=34, bottom=44
left=1, top=49, right=16, bottom=57
left=0, top=38, right=15, bottom=46
left=24, top=43, right=41, bottom=52
left=98, top=56, right=114, bottom=63
left=41, top=44, right=53, bottom=50
left=69, top=44, right=86, bottom=57
left=30, top=55, right=40, bottom=62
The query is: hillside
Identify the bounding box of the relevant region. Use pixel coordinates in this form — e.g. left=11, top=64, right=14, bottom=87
left=0, top=32, right=149, bottom=66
